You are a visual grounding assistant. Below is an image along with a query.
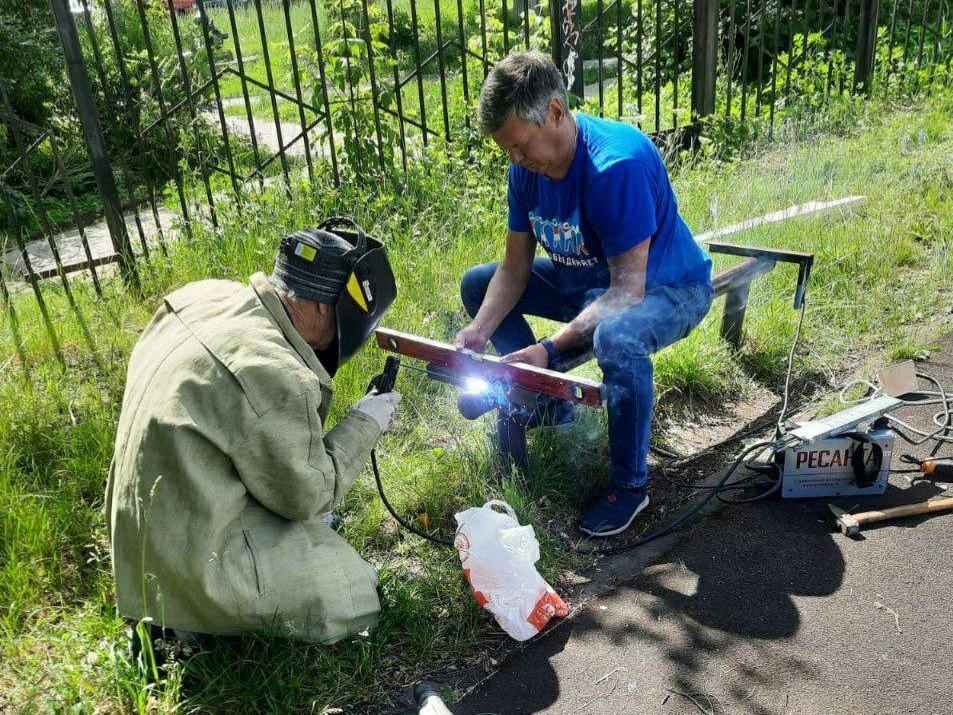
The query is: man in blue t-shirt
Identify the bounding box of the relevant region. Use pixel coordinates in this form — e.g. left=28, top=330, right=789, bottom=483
left=456, top=52, right=714, bottom=537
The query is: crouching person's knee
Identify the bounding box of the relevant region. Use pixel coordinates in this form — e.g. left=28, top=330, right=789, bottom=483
left=319, top=557, right=381, bottom=644
left=254, top=529, right=381, bottom=644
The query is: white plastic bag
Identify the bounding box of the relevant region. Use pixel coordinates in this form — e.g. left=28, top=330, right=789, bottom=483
left=454, top=500, right=568, bottom=641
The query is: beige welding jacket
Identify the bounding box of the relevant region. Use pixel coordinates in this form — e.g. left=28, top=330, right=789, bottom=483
left=106, top=272, right=382, bottom=643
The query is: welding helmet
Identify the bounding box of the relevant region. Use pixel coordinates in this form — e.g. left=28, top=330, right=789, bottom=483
left=271, top=218, right=396, bottom=375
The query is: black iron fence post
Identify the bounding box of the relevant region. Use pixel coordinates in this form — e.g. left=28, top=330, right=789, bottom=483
left=49, top=0, right=137, bottom=286
left=854, top=0, right=881, bottom=92
left=692, top=0, right=719, bottom=121
left=550, top=0, right=584, bottom=102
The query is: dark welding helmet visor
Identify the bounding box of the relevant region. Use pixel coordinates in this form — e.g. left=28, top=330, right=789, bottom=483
left=322, top=218, right=396, bottom=372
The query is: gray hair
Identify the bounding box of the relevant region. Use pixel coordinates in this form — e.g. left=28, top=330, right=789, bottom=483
left=477, top=51, right=568, bottom=134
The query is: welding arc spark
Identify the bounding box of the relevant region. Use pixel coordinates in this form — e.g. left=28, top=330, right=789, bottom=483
left=463, top=377, right=491, bottom=395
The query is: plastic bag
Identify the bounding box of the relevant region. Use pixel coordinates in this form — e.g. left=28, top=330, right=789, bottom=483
left=454, top=500, right=568, bottom=641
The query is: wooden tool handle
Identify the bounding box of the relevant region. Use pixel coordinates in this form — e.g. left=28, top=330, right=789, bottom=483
left=855, top=497, right=953, bottom=525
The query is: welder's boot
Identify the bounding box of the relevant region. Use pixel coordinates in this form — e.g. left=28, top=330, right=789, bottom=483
left=127, top=620, right=204, bottom=675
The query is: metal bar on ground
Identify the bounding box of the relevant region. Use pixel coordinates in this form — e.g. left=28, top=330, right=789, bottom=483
left=695, top=196, right=866, bottom=243
left=283, top=0, right=315, bottom=181
left=226, top=0, right=265, bottom=189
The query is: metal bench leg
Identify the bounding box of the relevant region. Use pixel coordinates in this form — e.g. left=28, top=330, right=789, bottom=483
left=721, top=280, right=752, bottom=350
left=496, top=410, right=528, bottom=480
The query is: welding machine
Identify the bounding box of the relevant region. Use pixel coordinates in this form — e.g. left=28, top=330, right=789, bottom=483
left=776, top=395, right=901, bottom=498
left=778, top=427, right=894, bottom=497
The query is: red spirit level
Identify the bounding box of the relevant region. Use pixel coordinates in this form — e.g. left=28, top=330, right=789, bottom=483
left=374, top=327, right=605, bottom=408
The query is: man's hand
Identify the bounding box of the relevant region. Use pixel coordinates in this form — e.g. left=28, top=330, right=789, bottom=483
left=354, top=391, right=402, bottom=433
left=501, top=343, right=549, bottom=369
left=454, top=323, right=490, bottom=353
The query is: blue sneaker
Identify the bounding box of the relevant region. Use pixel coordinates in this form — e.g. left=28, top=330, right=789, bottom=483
left=578, top=486, right=650, bottom=537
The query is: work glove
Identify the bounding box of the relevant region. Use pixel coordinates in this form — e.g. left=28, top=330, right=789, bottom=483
left=354, top=391, right=402, bottom=433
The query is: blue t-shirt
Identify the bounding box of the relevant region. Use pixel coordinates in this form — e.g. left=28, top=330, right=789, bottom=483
left=507, top=113, right=712, bottom=294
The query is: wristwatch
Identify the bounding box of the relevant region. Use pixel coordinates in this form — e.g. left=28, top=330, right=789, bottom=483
left=538, top=337, right=560, bottom=366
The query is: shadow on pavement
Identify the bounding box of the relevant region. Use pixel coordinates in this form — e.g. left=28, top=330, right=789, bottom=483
left=458, top=498, right=845, bottom=714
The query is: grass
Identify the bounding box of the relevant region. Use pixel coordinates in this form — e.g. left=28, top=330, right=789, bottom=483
left=2, top=88, right=953, bottom=712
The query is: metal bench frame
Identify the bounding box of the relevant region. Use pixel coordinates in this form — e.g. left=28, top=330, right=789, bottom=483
left=496, top=241, right=814, bottom=475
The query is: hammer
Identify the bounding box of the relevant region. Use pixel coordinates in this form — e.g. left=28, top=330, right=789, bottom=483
left=828, top=497, right=953, bottom=538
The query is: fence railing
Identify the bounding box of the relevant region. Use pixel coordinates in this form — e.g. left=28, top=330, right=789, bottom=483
left=1, top=0, right=951, bottom=368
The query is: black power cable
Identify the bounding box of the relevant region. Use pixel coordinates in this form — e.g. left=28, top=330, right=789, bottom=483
left=371, top=448, right=455, bottom=548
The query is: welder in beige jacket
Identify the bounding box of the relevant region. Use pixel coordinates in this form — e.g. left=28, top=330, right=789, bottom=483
left=106, top=219, right=399, bottom=646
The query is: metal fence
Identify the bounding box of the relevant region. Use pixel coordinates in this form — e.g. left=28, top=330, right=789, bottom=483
left=1, top=0, right=951, bottom=367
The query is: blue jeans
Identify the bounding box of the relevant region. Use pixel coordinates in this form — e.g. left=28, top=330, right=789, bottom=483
left=461, top=257, right=714, bottom=488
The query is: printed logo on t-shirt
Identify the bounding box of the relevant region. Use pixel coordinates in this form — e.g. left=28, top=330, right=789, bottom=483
left=529, top=211, right=599, bottom=268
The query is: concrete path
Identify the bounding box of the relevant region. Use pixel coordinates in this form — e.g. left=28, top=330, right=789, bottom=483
left=1, top=207, right=177, bottom=285
left=453, top=335, right=953, bottom=715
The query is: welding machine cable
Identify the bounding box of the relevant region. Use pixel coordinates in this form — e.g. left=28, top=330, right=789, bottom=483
left=838, top=372, right=953, bottom=450
left=591, top=439, right=785, bottom=555
left=371, top=448, right=455, bottom=548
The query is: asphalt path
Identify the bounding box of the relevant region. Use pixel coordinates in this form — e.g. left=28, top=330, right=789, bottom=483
left=454, top=334, right=953, bottom=715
